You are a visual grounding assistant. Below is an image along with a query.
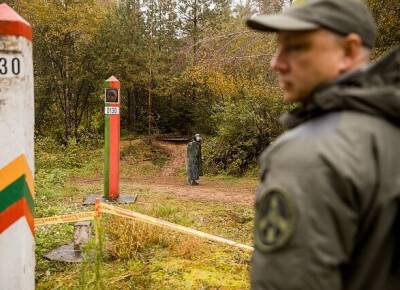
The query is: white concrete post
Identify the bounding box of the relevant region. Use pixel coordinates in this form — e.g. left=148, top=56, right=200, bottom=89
left=0, top=4, right=35, bottom=290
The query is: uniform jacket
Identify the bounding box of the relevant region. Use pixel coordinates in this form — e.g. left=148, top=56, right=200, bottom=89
left=252, top=47, right=400, bottom=290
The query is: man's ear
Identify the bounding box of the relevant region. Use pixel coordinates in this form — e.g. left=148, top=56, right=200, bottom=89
left=342, top=33, right=365, bottom=69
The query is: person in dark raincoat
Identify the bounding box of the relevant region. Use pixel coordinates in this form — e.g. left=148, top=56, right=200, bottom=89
left=186, top=134, right=203, bottom=185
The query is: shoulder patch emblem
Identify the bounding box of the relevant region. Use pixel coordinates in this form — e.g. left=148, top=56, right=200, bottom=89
left=254, top=189, right=296, bottom=253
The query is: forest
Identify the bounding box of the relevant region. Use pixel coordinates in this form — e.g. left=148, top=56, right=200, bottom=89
left=2, top=0, right=399, bottom=289
left=6, top=0, right=399, bottom=175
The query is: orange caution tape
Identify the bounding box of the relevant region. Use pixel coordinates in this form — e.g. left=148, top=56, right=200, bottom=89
left=35, top=211, right=95, bottom=226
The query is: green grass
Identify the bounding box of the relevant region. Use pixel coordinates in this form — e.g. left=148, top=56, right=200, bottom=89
left=34, top=135, right=253, bottom=289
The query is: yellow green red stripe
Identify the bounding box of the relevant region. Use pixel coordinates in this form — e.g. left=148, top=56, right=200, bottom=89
left=0, top=155, right=34, bottom=235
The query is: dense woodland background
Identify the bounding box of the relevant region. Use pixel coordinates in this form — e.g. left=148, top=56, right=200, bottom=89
left=8, top=0, right=400, bottom=175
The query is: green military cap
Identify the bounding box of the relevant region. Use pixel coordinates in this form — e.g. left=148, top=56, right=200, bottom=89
left=246, top=0, right=377, bottom=48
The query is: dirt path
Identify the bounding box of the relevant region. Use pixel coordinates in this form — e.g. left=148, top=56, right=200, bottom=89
left=152, top=141, right=187, bottom=177
left=75, top=140, right=256, bottom=206
left=119, top=178, right=256, bottom=205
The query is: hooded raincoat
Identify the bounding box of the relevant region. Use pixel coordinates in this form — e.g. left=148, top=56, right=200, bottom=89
left=252, top=48, right=400, bottom=290
left=187, top=139, right=202, bottom=183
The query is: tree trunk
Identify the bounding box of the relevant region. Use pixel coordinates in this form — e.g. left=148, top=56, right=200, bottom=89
left=193, top=0, right=198, bottom=64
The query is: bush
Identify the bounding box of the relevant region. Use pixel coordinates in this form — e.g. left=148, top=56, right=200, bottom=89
left=203, top=92, right=287, bottom=176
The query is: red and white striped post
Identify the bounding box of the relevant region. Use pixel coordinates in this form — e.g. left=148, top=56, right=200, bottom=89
left=104, top=76, right=120, bottom=200
left=0, top=4, right=35, bottom=289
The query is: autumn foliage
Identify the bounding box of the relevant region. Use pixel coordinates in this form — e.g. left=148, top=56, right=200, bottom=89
left=9, top=0, right=400, bottom=175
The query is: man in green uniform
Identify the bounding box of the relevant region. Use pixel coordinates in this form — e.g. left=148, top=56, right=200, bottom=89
left=246, top=0, right=400, bottom=289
